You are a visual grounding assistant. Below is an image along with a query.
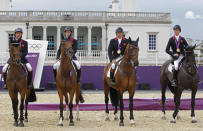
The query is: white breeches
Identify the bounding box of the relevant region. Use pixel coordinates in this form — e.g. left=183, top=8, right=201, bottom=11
left=53, top=60, right=81, bottom=71
left=111, top=56, right=123, bottom=70
left=26, top=63, right=32, bottom=72
left=2, top=63, right=9, bottom=73
left=174, top=55, right=184, bottom=71
left=72, top=60, right=81, bottom=70
left=2, top=63, right=32, bottom=73
left=53, top=61, right=60, bottom=71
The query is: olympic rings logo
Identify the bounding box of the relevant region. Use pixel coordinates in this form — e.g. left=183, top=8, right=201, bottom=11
left=29, top=43, right=43, bottom=51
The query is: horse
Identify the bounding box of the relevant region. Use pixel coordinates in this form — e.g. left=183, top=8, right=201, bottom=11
left=6, top=43, right=30, bottom=127
left=160, top=45, right=200, bottom=123
left=56, top=40, right=80, bottom=126
left=103, top=37, right=139, bottom=126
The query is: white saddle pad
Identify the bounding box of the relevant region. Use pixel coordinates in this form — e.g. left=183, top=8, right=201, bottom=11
left=107, top=61, right=121, bottom=78
left=168, top=63, right=174, bottom=73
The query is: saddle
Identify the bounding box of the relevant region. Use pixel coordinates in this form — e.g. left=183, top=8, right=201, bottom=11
left=107, top=61, right=122, bottom=78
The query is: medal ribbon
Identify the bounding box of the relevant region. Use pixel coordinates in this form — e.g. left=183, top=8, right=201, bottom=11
left=175, top=36, right=181, bottom=49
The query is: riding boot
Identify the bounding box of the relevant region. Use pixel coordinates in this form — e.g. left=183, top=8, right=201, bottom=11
left=27, top=71, right=33, bottom=89
left=79, top=90, right=85, bottom=103
left=3, top=72, right=7, bottom=89
left=110, top=69, right=116, bottom=86
left=171, top=70, right=177, bottom=87
left=53, top=69, right=57, bottom=81
left=76, top=69, right=81, bottom=85
left=27, top=71, right=36, bottom=102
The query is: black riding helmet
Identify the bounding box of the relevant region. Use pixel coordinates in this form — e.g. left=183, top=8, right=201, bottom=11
left=173, top=25, right=181, bottom=32
left=14, top=28, right=23, bottom=34
left=64, top=27, right=72, bottom=33
left=115, top=27, right=124, bottom=33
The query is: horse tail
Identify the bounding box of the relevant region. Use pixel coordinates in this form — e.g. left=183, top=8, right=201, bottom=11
left=110, top=87, right=119, bottom=107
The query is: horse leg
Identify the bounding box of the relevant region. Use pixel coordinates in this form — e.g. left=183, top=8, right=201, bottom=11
left=173, top=87, right=181, bottom=120
left=104, top=80, right=110, bottom=121
left=19, top=92, right=25, bottom=127
left=129, top=89, right=135, bottom=126
left=64, top=93, right=69, bottom=120
left=24, top=99, right=28, bottom=122
left=191, top=88, right=197, bottom=123
left=57, top=89, right=64, bottom=126
left=119, top=94, right=124, bottom=126
left=24, top=87, right=29, bottom=122
left=171, top=87, right=183, bottom=123
left=75, top=85, right=80, bottom=121
left=11, top=98, right=18, bottom=127
left=161, top=82, right=167, bottom=120
left=69, top=90, right=75, bottom=126
left=114, top=106, right=118, bottom=121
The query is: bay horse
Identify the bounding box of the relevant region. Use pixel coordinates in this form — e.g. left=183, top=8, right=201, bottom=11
left=160, top=45, right=200, bottom=123
left=7, top=43, right=30, bottom=127
left=56, top=40, right=80, bottom=126
left=103, top=37, right=139, bottom=126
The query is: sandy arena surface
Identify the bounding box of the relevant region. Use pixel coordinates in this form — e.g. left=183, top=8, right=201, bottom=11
left=0, top=90, right=203, bottom=131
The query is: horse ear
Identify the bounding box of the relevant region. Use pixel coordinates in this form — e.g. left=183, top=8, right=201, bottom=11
left=136, top=37, right=139, bottom=45
left=192, top=44, right=196, bottom=50
left=128, top=37, right=132, bottom=43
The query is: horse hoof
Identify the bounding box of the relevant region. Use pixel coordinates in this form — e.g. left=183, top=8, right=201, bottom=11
left=65, top=117, right=69, bottom=120
left=119, top=122, right=124, bottom=126
left=130, top=120, right=136, bottom=126
left=13, top=121, right=18, bottom=127
left=105, top=117, right=110, bottom=121
left=177, top=115, right=181, bottom=120
left=114, top=116, right=119, bottom=121
left=76, top=118, right=80, bottom=121
left=170, top=120, right=176, bottom=123
left=69, top=122, right=74, bottom=126
left=19, top=122, right=24, bottom=127
left=57, top=123, right=63, bottom=126
left=161, top=116, right=166, bottom=120
left=192, top=120, right=197, bottom=123
left=24, top=119, right=28, bottom=122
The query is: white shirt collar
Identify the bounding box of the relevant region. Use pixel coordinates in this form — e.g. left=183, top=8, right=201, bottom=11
left=175, top=35, right=180, bottom=41
left=118, top=38, right=122, bottom=44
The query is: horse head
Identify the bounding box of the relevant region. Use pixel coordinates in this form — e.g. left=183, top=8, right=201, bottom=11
left=124, top=37, right=139, bottom=68
left=60, top=40, right=74, bottom=60
left=9, top=43, right=21, bottom=65
left=184, top=44, right=197, bottom=75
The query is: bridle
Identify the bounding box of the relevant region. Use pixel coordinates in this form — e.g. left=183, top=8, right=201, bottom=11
left=118, top=44, right=139, bottom=76
left=60, top=43, right=74, bottom=60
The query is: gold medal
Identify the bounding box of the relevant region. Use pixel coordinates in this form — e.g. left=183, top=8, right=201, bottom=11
left=176, top=48, right=180, bottom=52
left=117, top=49, right=121, bottom=54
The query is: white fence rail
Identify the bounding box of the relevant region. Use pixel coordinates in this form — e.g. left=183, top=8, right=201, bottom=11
left=0, top=51, right=202, bottom=66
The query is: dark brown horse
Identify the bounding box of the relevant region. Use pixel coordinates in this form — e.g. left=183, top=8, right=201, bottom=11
left=7, top=43, right=30, bottom=127
left=56, top=40, right=80, bottom=126
left=103, top=37, right=139, bottom=126
left=160, top=45, right=200, bottom=123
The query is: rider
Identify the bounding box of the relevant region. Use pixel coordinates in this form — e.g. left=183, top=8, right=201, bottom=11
left=53, top=27, right=84, bottom=103
left=165, top=25, right=188, bottom=87
left=2, top=28, right=34, bottom=89
left=108, top=27, right=129, bottom=86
